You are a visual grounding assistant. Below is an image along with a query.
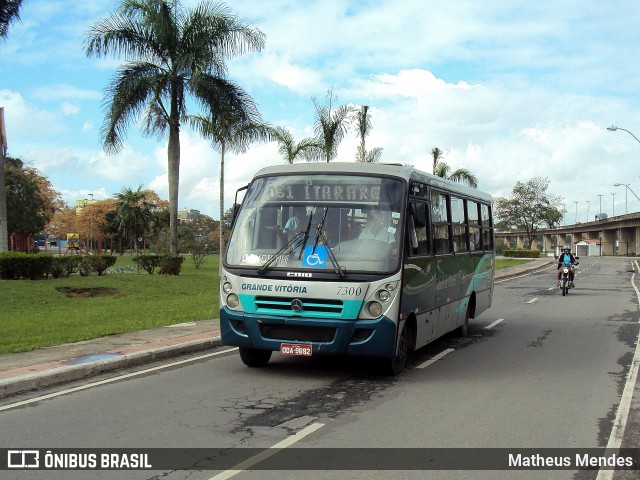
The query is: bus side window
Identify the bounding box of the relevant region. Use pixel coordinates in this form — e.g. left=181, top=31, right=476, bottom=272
left=408, top=201, right=429, bottom=256
left=467, top=200, right=481, bottom=251
left=481, top=203, right=493, bottom=251
left=431, top=191, right=452, bottom=254
left=451, top=195, right=467, bottom=253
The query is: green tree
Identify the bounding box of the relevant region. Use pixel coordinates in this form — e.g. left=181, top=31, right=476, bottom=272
left=85, top=0, right=265, bottom=256
left=354, top=105, right=383, bottom=163
left=114, top=186, right=153, bottom=254
left=309, top=88, right=353, bottom=162
left=431, top=147, right=478, bottom=188
left=4, top=156, right=62, bottom=237
left=0, top=0, right=23, bottom=40
left=191, top=110, right=272, bottom=257
left=494, top=177, right=565, bottom=249
left=270, top=126, right=322, bottom=164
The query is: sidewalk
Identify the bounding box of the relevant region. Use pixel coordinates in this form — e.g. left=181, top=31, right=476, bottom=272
left=0, top=319, right=222, bottom=398
left=0, top=257, right=553, bottom=398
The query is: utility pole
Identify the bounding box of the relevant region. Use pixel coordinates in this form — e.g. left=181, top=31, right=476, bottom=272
left=574, top=201, right=578, bottom=224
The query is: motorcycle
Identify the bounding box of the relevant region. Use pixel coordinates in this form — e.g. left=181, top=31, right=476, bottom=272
left=559, top=257, right=579, bottom=296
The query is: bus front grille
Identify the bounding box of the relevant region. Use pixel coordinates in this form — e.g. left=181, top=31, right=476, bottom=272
left=259, top=324, right=336, bottom=343
left=254, top=296, right=344, bottom=315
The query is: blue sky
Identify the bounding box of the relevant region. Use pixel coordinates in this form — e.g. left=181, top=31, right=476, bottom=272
left=2, top=0, right=640, bottom=221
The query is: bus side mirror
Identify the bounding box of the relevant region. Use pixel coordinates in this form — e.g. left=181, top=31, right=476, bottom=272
left=231, top=203, right=241, bottom=223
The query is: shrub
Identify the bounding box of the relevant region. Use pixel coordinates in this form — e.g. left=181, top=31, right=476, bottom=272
left=132, top=254, right=160, bottom=275
left=83, top=255, right=117, bottom=276
left=0, top=252, right=53, bottom=280
left=503, top=249, right=540, bottom=258
left=158, top=255, right=184, bottom=275
left=50, top=256, right=81, bottom=278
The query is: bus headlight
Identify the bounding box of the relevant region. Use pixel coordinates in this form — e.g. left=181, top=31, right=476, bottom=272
left=367, top=301, right=383, bottom=317
left=226, top=293, right=240, bottom=309
left=378, top=290, right=390, bottom=303
left=222, top=282, right=233, bottom=294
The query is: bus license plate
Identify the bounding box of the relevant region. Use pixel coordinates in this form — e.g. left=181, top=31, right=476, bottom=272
left=280, top=343, right=312, bottom=356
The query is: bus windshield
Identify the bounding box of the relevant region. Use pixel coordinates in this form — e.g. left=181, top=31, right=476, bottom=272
left=226, top=174, right=405, bottom=274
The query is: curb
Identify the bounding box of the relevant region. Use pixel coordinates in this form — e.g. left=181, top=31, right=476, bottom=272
left=0, top=337, right=222, bottom=399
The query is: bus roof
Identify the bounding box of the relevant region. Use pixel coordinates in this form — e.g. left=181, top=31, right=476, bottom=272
left=252, top=162, right=492, bottom=202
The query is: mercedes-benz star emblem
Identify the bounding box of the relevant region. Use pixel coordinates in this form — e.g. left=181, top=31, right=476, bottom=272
left=291, top=299, right=303, bottom=312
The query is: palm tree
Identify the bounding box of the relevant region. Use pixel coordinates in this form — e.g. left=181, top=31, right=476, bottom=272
left=0, top=0, right=24, bottom=40
left=354, top=105, right=383, bottom=163
left=85, top=0, right=265, bottom=255
left=191, top=110, right=272, bottom=257
left=269, top=126, right=322, bottom=164
left=431, top=147, right=478, bottom=188
left=310, top=89, right=353, bottom=162
left=114, top=186, right=153, bottom=254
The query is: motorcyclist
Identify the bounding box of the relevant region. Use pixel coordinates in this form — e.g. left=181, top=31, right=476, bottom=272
left=557, top=245, right=578, bottom=287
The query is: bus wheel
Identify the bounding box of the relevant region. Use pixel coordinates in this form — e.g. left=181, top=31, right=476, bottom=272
left=239, top=348, right=272, bottom=367
left=454, top=305, right=470, bottom=338
left=385, top=325, right=408, bottom=376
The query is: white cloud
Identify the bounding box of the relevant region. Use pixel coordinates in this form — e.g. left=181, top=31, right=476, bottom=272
left=60, top=102, right=80, bottom=115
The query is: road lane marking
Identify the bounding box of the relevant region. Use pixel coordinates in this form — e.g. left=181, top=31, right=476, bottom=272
left=547, top=287, right=554, bottom=291
left=0, top=348, right=239, bottom=412
left=416, top=348, right=455, bottom=369
left=596, top=260, right=640, bottom=480
left=526, top=297, right=538, bottom=304
left=209, top=422, right=325, bottom=480
left=484, top=319, right=504, bottom=330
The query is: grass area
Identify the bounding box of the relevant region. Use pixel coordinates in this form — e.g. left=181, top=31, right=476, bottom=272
left=496, top=258, right=533, bottom=270
left=0, top=254, right=220, bottom=354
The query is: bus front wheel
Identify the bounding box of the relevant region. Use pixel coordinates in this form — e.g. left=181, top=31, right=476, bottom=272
left=239, top=347, right=272, bottom=367
left=385, top=324, right=408, bottom=376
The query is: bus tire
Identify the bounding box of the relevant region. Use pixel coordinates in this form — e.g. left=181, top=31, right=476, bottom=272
left=385, top=324, right=408, bottom=376
left=454, top=305, right=470, bottom=338
left=239, top=348, right=272, bottom=367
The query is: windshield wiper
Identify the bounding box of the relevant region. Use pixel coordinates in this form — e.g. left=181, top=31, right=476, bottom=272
left=312, top=207, right=346, bottom=278
left=257, top=231, right=305, bottom=275
left=296, top=210, right=315, bottom=260
left=258, top=211, right=314, bottom=275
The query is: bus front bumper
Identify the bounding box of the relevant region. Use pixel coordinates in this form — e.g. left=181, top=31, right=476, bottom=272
left=220, top=307, right=397, bottom=359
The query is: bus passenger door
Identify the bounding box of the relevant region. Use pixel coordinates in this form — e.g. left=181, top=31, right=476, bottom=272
left=402, top=201, right=437, bottom=348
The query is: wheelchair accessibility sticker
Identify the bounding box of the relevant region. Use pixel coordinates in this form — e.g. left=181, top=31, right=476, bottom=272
left=302, top=246, right=328, bottom=268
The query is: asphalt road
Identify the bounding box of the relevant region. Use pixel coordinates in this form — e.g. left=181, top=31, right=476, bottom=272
left=1, top=256, right=638, bottom=480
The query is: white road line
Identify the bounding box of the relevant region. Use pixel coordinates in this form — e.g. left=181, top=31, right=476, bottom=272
left=484, top=319, right=504, bottom=330
left=209, top=422, right=325, bottom=480
left=416, top=348, right=455, bottom=369
left=0, top=348, right=239, bottom=412
left=547, top=287, right=555, bottom=291
left=526, top=297, right=538, bottom=304
left=596, top=260, right=640, bottom=480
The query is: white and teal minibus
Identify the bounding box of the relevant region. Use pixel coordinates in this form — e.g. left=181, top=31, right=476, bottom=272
left=220, top=163, right=494, bottom=375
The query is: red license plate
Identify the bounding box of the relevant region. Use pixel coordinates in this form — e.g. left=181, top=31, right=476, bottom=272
left=280, top=343, right=312, bottom=356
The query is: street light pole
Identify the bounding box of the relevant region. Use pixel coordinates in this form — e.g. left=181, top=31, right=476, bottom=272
left=613, top=183, right=629, bottom=214
left=611, top=192, right=616, bottom=217
left=608, top=125, right=640, bottom=145
left=586, top=200, right=590, bottom=222
left=574, top=201, right=578, bottom=224
left=598, top=194, right=603, bottom=218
